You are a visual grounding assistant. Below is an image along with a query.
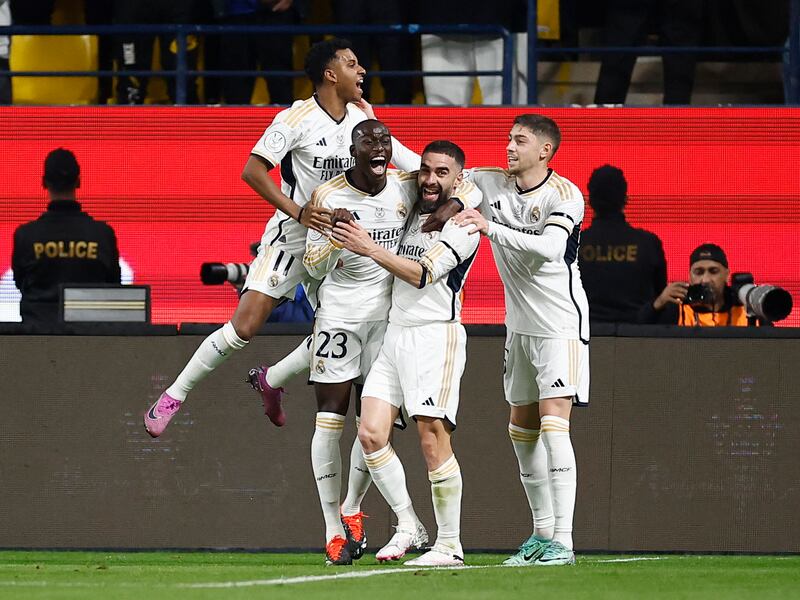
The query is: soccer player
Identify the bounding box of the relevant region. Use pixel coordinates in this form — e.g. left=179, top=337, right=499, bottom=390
left=301, top=119, right=419, bottom=565
left=333, top=141, right=481, bottom=567
left=456, top=114, right=589, bottom=566
left=143, top=38, right=420, bottom=437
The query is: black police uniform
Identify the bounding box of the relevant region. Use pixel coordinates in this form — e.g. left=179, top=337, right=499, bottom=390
left=579, top=212, right=667, bottom=323
left=12, top=200, right=121, bottom=326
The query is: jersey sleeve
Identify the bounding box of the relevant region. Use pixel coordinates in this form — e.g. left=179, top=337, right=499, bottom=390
left=543, top=188, right=584, bottom=235
left=250, top=109, right=303, bottom=168
left=419, top=219, right=479, bottom=287
left=453, top=178, right=483, bottom=209
left=486, top=221, right=569, bottom=261
left=390, top=137, right=422, bottom=172
left=302, top=190, right=344, bottom=279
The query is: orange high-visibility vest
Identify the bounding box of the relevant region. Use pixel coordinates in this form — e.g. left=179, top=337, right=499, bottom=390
left=678, top=304, right=749, bottom=327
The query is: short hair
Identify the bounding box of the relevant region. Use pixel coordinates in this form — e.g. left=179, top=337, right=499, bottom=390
left=304, top=38, right=353, bottom=86
left=422, top=140, right=465, bottom=169
left=513, top=114, right=561, bottom=158
left=351, top=119, right=388, bottom=144
left=43, top=148, right=80, bottom=193
left=587, top=164, right=627, bottom=217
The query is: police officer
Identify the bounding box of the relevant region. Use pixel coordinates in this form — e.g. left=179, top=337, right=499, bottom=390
left=12, top=148, right=121, bottom=327
left=579, top=164, right=667, bottom=323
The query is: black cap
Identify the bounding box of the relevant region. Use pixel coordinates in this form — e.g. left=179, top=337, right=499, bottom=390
left=690, top=243, right=728, bottom=268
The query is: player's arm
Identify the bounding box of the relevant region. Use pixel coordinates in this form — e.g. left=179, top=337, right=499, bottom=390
left=303, top=197, right=348, bottom=279
left=418, top=220, right=480, bottom=286
left=332, top=221, right=425, bottom=287
left=241, top=155, right=331, bottom=233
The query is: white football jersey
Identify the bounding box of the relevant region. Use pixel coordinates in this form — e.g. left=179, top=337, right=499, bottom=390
left=251, top=96, right=421, bottom=256
left=304, top=170, right=418, bottom=322
left=467, top=167, right=590, bottom=341
left=390, top=212, right=481, bottom=327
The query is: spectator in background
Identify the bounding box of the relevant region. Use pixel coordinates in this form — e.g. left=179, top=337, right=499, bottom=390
left=214, top=0, right=304, bottom=105
left=333, top=0, right=412, bottom=104
left=594, top=0, right=703, bottom=105
left=114, top=0, right=199, bottom=104
left=0, top=0, right=9, bottom=105
left=417, top=0, right=524, bottom=105
left=579, top=165, right=667, bottom=323
left=638, top=243, right=760, bottom=326
left=12, top=149, right=121, bottom=327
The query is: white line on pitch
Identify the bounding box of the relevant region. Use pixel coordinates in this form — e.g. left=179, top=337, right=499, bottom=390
left=591, top=557, right=665, bottom=563
left=182, top=564, right=504, bottom=589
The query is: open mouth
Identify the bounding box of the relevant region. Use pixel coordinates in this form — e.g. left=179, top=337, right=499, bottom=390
left=421, top=185, right=440, bottom=202
left=369, top=156, right=386, bottom=176
left=356, top=77, right=364, bottom=94
left=507, top=155, right=518, bottom=169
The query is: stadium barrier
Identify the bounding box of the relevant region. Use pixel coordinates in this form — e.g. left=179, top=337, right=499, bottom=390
left=0, top=327, right=798, bottom=552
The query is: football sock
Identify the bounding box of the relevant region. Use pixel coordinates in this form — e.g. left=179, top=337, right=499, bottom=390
left=311, top=412, right=346, bottom=542
left=540, top=415, right=576, bottom=550
left=266, top=336, right=312, bottom=389
left=166, top=321, right=247, bottom=401
left=508, top=424, right=555, bottom=539
left=428, top=454, right=463, bottom=554
left=341, top=418, right=372, bottom=516
left=363, top=444, right=419, bottom=530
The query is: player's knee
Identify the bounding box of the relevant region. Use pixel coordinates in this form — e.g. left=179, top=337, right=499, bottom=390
left=358, top=422, right=386, bottom=454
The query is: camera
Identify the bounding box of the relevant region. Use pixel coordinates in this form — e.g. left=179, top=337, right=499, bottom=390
left=200, top=243, right=259, bottom=286
left=731, top=272, right=793, bottom=323
left=200, top=262, right=249, bottom=286
left=685, top=283, right=714, bottom=307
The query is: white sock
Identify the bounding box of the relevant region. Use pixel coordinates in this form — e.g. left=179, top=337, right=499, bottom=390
left=363, top=444, right=419, bottom=530
left=266, top=336, right=312, bottom=389
left=428, top=454, right=463, bottom=555
left=166, top=322, right=247, bottom=401
left=508, top=424, right=555, bottom=539
left=341, top=418, right=372, bottom=516
left=540, top=415, right=576, bottom=550
left=311, top=412, right=346, bottom=542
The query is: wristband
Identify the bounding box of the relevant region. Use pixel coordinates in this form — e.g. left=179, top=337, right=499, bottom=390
left=451, top=197, right=465, bottom=210
left=296, top=206, right=305, bottom=223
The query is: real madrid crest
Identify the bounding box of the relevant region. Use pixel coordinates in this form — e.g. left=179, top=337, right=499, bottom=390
left=315, top=359, right=326, bottom=374
left=530, top=206, right=541, bottom=223
left=375, top=207, right=385, bottom=219
left=268, top=274, right=280, bottom=287
left=396, top=203, right=408, bottom=218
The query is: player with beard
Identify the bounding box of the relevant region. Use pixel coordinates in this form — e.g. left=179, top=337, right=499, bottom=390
left=332, top=141, right=481, bottom=567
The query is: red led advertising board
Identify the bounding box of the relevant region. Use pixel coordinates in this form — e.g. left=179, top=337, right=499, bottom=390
left=1, top=107, right=798, bottom=326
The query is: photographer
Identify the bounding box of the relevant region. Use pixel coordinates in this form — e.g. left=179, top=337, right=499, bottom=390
left=638, top=243, right=763, bottom=327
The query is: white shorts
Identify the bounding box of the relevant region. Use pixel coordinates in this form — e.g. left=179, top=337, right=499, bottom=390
left=504, top=332, right=590, bottom=407
left=243, top=244, right=308, bottom=301
left=310, top=318, right=387, bottom=384
left=362, top=322, right=466, bottom=428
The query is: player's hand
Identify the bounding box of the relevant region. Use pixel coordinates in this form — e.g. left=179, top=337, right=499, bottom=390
left=653, top=281, right=689, bottom=311
left=422, top=198, right=463, bottom=233
left=332, top=220, right=376, bottom=256
left=352, top=98, right=376, bottom=119
left=300, top=204, right=332, bottom=233
left=454, top=208, right=488, bottom=235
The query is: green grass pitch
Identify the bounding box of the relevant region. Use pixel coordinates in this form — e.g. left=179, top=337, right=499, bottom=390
left=0, top=551, right=798, bottom=600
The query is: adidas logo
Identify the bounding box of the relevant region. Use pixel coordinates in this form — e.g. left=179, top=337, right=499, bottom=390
left=278, top=235, right=287, bottom=243
left=550, top=378, right=566, bottom=388
left=316, top=138, right=328, bottom=146
left=491, top=201, right=502, bottom=209
left=422, top=397, right=435, bottom=407
left=351, top=211, right=361, bottom=220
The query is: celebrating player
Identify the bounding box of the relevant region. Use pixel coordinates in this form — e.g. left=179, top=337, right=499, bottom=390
left=334, top=141, right=481, bottom=567
left=143, top=38, right=420, bottom=437
left=456, top=114, right=589, bottom=566
left=300, top=119, right=419, bottom=565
